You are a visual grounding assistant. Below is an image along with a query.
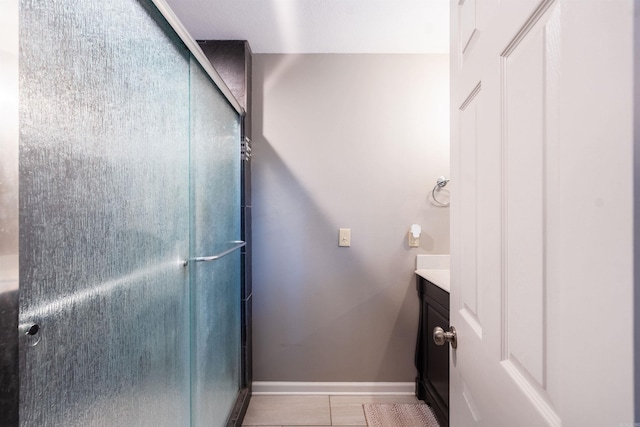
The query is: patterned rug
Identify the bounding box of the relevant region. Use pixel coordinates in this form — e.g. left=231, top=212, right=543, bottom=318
left=363, top=403, right=440, bottom=427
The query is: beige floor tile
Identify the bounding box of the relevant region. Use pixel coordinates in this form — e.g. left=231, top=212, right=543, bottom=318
left=242, top=395, right=331, bottom=426
left=329, top=402, right=366, bottom=426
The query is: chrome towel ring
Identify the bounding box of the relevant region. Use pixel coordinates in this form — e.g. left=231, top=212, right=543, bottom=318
left=431, top=176, right=450, bottom=207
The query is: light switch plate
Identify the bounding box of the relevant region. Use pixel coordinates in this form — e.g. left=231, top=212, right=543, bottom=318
left=339, top=228, right=351, bottom=247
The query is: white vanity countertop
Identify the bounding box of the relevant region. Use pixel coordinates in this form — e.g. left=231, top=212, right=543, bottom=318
left=415, top=269, right=450, bottom=293
left=415, top=254, right=450, bottom=293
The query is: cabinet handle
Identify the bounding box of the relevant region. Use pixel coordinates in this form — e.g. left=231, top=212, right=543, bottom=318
left=433, top=326, right=457, bottom=349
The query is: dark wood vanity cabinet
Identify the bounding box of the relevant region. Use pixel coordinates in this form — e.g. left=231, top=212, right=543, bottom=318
left=416, top=276, right=450, bottom=427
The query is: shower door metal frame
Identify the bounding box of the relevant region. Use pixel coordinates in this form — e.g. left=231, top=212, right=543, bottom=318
left=151, top=0, right=244, bottom=117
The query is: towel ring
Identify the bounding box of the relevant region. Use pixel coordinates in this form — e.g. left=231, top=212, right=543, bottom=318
left=431, top=176, right=450, bottom=207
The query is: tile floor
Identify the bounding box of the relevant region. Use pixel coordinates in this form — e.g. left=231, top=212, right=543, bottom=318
left=242, top=394, right=423, bottom=426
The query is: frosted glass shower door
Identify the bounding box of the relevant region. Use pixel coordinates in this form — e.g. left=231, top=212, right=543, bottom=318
left=18, top=1, right=192, bottom=425
left=18, top=0, right=243, bottom=425
left=189, top=58, right=243, bottom=427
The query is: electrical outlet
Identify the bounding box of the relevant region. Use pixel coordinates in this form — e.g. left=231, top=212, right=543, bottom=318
left=339, top=228, right=351, bottom=247
left=408, top=232, right=419, bottom=248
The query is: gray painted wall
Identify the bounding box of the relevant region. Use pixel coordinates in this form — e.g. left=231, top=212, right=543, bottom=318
left=252, top=54, right=449, bottom=382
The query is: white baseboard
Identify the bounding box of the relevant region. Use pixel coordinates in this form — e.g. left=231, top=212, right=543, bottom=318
left=251, top=381, right=415, bottom=395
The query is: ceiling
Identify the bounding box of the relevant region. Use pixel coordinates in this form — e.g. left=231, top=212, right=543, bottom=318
left=163, top=0, right=450, bottom=54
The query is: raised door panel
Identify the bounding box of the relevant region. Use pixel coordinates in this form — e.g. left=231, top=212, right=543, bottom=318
left=458, top=83, right=482, bottom=340
left=459, top=0, right=478, bottom=56
left=500, top=3, right=560, bottom=415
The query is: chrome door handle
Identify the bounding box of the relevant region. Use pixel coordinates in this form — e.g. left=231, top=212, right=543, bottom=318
left=193, top=241, right=246, bottom=262
left=182, top=241, right=246, bottom=266
left=433, top=326, right=457, bottom=349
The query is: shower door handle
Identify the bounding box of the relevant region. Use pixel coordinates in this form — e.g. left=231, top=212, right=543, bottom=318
left=192, top=240, right=246, bottom=262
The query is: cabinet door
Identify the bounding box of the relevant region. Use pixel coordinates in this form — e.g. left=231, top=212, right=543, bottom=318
left=426, top=304, right=449, bottom=409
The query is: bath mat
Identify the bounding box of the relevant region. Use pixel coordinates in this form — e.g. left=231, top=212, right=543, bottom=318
left=363, top=403, right=440, bottom=427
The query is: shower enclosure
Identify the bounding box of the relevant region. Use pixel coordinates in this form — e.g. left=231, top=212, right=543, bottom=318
left=1, top=0, right=247, bottom=425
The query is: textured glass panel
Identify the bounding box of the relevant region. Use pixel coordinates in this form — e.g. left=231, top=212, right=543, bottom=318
left=189, top=58, right=242, bottom=427
left=19, top=1, right=191, bottom=425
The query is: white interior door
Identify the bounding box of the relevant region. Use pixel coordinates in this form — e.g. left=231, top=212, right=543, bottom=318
left=449, top=1, right=635, bottom=426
